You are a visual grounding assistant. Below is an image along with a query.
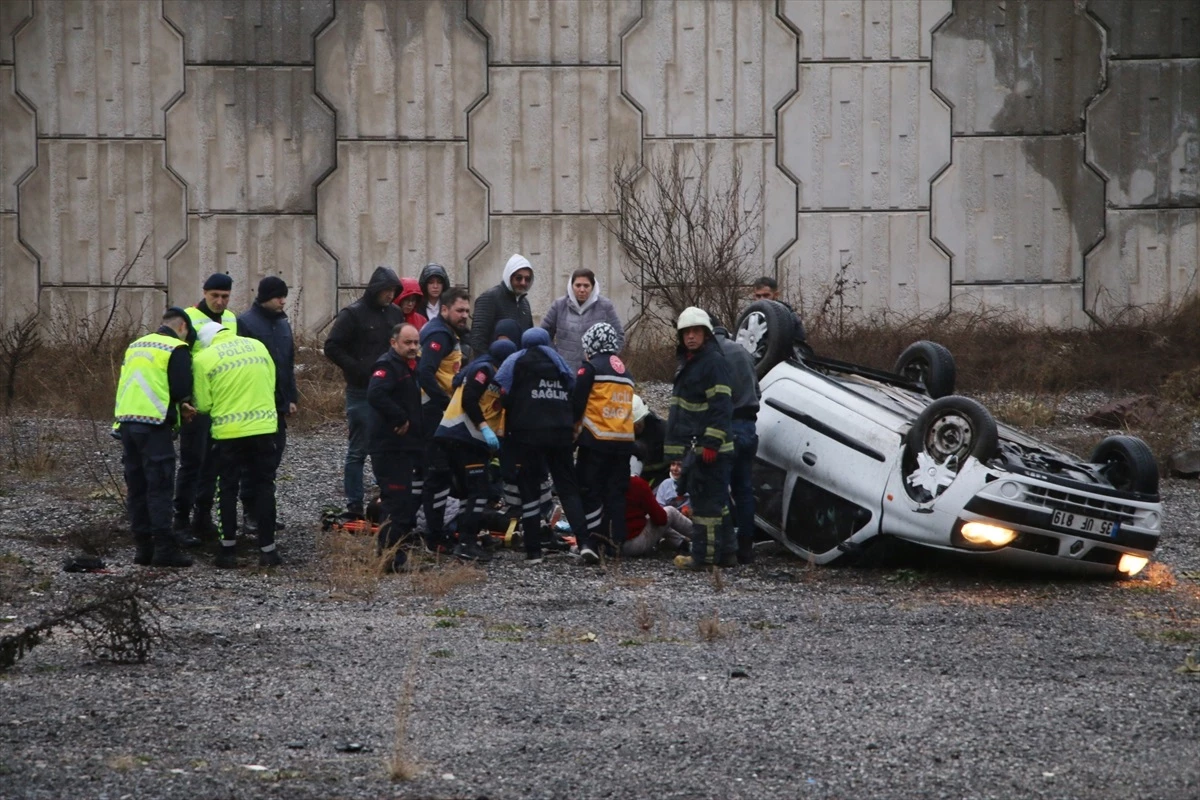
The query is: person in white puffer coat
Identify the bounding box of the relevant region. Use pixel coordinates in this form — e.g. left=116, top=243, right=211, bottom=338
left=540, top=268, right=625, bottom=372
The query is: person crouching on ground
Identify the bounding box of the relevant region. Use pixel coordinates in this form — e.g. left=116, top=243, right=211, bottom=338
left=571, top=322, right=635, bottom=564
left=366, top=323, right=425, bottom=572
left=622, top=473, right=692, bottom=558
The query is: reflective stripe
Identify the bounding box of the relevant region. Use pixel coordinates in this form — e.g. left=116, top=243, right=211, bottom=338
left=206, top=355, right=272, bottom=380
left=670, top=397, right=709, bottom=413
left=703, top=427, right=728, bottom=443
left=705, top=384, right=732, bottom=398
left=131, top=372, right=169, bottom=416
left=664, top=444, right=686, bottom=456
left=211, top=408, right=276, bottom=428
left=260, top=543, right=277, bottom=553
left=582, top=417, right=636, bottom=441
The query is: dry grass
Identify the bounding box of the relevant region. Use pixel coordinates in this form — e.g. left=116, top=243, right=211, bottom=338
left=623, top=321, right=678, bottom=383
left=697, top=609, right=731, bottom=642
left=634, top=597, right=656, bottom=636
left=318, top=529, right=392, bottom=600
left=709, top=565, right=726, bottom=593
left=3, top=417, right=62, bottom=476
left=385, top=655, right=422, bottom=781
left=406, top=559, right=486, bottom=599
left=293, top=336, right=346, bottom=432
left=1140, top=562, right=1178, bottom=591
left=993, top=396, right=1059, bottom=428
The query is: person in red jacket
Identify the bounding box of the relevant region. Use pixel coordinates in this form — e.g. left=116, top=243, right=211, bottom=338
left=621, top=475, right=692, bottom=557
left=393, top=278, right=428, bottom=331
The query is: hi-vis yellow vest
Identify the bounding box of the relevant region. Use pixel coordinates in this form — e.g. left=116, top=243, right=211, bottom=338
left=192, top=330, right=277, bottom=440
left=581, top=358, right=635, bottom=445
left=114, top=332, right=187, bottom=425
left=185, top=306, right=236, bottom=349
left=439, top=374, right=505, bottom=443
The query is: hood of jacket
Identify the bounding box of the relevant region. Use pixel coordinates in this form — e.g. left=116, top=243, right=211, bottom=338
left=364, top=266, right=401, bottom=306
left=566, top=275, right=601, bottom=315
left=395, top=277, right=423, bottom=305
left=418, top=263, right=450, bottom=295
left=502, top=254, right=533, bottom=294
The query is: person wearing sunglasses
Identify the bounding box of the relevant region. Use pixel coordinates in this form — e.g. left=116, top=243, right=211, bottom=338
left=467, top=253, right=535, bottom=356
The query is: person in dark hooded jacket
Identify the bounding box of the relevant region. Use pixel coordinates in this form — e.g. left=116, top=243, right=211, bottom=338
left=324, top=266, right=404, bottom=517
left=416, top=263, right=450, bottom=321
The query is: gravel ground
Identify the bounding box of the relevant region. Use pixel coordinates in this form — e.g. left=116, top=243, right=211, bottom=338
left=1, top=390, right=1199, bottom=800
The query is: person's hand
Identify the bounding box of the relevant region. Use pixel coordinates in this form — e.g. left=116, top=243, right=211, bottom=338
left=180, top=403, right=197, bottom=424
left=480, top=424, right=500, bottom=451
left=287, top=402, right=297, bottom=416
left=394, top=421, right=409, bottom=436
left=701, top=446, right=717, bottom=465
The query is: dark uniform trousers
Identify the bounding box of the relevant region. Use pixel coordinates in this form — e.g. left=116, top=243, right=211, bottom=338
left=371, top=448, right=419, bottom=550
left=121, top=423, right=176, bottom=548
left=684, top=453, right=735, bottom=565
left=214, top=434, right=278, bottom=551
left=505, top=441, right=589, bottom=558
left=175, top=412, right=218, bottom=523
left=446, top=442, right=494, bottom=546
left=576, top=448, right=631, bottom=551
left=240, top=416, right=286, bottom=518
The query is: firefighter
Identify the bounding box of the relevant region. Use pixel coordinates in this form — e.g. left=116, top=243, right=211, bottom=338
left=114, top=307, right=197, bottom=568
left=416, top=286, right=471, bottom=550
left=494, top=328, right=590, bottom=564
left=175, top=272, right=239, bottom=543
left=366, top=323, right=425, bottom=571
left=666, top=307, right=735, bottom=570
left=191, top=322, right=280, bottom=568
left=571, top=322, right=635, bottom=563
left=433, top=336, right=518, bottom=562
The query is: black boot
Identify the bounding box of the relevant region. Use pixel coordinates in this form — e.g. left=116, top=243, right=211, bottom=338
left=133, top=535, right=154, bottom=566
left=454, top=537, right=492, bottom=563
left=214, top=542, right=238, bottom=569
left=151, top=534, right=193, bottom=568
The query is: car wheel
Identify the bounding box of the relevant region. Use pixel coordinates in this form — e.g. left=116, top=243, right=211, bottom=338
left=735, top=299, right=796, bottom=379
left=1090, top=435, right=1159, bottom=495
left=904, top=396, right=999, bottom=498
left=893, top=340, right=956, bottom=399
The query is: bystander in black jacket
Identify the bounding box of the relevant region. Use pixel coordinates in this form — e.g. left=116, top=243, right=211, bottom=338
left=238, top=302, right=297, bottom=415
left=324, top=267, right=403, bottom=389
left=367, top=348, right=424, bottom=453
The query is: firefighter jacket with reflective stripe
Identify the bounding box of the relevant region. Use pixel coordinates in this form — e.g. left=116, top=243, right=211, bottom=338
left=417, top=315, right=462, bottom=411
left=114, top=332, right=190, bottom=426
left=572, top=352, right=635, bottom=453
left=367, top=349, right=424, bottom=454
left=665, top=337, right=734, bottom=457
left=185, top=304, right=237, bottom=348
left=502, top=348, right=574, bottom=446
left=435, top=357, right=505, bottom=449
left=192, top=329, right=278, bottom=440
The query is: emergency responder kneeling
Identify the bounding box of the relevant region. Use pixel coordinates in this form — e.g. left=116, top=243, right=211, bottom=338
left=192, top=321, right=282, bottom=568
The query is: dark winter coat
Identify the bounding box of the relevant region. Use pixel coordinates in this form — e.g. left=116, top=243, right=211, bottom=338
left=713, top=326, right=761, bottom=421
left=323, top=267, right=404, bottom=389
left=238, top=302, right=297, bottom=414
left=665, top=336, right=734, bottom=458
left=366, top=348, right=424, bottom=454
left=467, top=256, right=534, bottom=355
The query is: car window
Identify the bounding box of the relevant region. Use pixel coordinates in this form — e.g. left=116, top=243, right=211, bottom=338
left=751, top=458, right=787, bottom=531
left=784, top=476, right=873, bottom=555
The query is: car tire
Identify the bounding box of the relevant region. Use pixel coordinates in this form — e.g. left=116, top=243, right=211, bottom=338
left=893, top=340, right=956, bottom=399
left=735, top=300, right=796, bottom=379
left=906, top=395, right=999, bottom=468
left=1090, top=435, right=1159, bottom=495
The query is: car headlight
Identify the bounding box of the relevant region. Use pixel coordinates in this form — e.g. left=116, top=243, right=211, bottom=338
left=1117, top=554, right=1149, bottom=577
left=960, top=522, right=1017, bottom=548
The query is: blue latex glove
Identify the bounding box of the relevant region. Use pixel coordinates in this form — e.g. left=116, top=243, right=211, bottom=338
left=480, top=424, right=500, bottom=451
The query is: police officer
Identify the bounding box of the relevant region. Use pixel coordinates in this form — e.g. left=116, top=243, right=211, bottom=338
left=175, top=272, right=239, bottom=542
left=571, top=322, right=635, bottom=564
left=416, top=287, right=470, bottom=550
left=710, top=313, right=762, bottom=564
left=434, top=336, right=517, bottom=562
left=666, top=308, right=735, bottom=571
left=494, top=328, right=590, bottom=564
left=191, top=322, right=280, bottom=568
left=114, top=307, right=196, bottom=568
left=366, top=323, right=425, bottom=571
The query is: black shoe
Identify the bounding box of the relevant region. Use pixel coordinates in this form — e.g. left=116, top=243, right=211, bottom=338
left=214, top=547, right=238, bottom=569
left=151, top=546, right=193, bottom=568
left=275, top=521, right=286, bottom=531
left=736, top=541, right=755, bottom=565
left=134, top=544, right=154, bottom=566
left=345, top=501, right=365, bottom=520
left=175, top=529, right=202, bottom=548
left=258, top=550, right=282, bottom=567
left=525, top=549, right=544, bottom=565
left=716, top=552, right=737, bottom=568
left=454, top=540, right=492, bottom=563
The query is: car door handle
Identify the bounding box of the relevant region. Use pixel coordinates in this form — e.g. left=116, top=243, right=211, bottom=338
left=802, top=452, right=817, bottom=466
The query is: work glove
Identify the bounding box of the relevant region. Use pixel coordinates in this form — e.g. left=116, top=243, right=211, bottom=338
left=701, top=446, right=717, bottom=465
left=480, top=424, right=500, bottom=452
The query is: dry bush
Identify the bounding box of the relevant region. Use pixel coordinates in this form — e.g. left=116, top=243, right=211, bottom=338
left=0, top=311, right=42, bottom=413
left=709, top=565, right=726, bottom=593
left=64, top=519, right=126, bottom=557
left=623, top=321, right=677, bottom=383
left=0, top=553, right=34, bottom=603
left=634, top=597, right=656, bottom=636
left=697, top=609, right=731, bottom=643
left=318, top=529, right=392, bottom=600
left=407, top=559, right=486, bottom=599
left=293, top=336, right=346, bottom=432
left=1162, top=366, right=1200, bottom=414
left=385, top=657, right=421, bottom=781
left=1140, top=562, right=1177, bottom=591
left=4, top=417, right=62, bottom=476
left=993, top=396, right=1059, bottom=429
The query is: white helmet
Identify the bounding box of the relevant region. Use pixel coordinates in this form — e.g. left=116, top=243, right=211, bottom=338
left=631, top=394, right=649, bottom=424
left=676, top=306, right=713, bottom=333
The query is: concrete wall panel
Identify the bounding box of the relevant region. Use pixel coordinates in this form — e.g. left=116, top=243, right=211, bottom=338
left=780, top=211, right=949, bottom=318
left=467, top=0, right=640, bottom=65
left=317, top=141, right=487, bottom=287
left=780, top=62, right=949, bottom=210
left=315, top=0, right=486, bottom=140
left=167, top=214, right=336, bottom=328
left=1085, top=209, right=1200, bottom=318
left=1089, top=0, right=1200, bottom=59
left=163, top=0, right=333, bottom=65
left=1087, top=60, right=1200, bottom=208
left=932, top=136, right=1105, bottom=284
left=18, top=140, right=185, bottom=286
left=38, top=285, right=165, bottom=332
left=165, top=66, right=334, bottom=213
left=623, top=0, right=796, bottom=137
left=0, top=213, right=39, bottom=322
left=0, top=0, right=33, bottom=64
left=932, top=0, right=1103, bottom=135
left=15, top=0, right=183, bottom=138
left=468, top=215, right=633, bottom=324
left=951, top=283, right=1088, bottom=327
left=0, top=66, right=36, bottom=212
left=470, top=66, right=640, bottom=214
left=780, top=0, right=951, bottom=61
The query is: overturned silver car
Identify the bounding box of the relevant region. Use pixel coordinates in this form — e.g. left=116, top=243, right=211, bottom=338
left=735, top=300, right=1162, bottom=577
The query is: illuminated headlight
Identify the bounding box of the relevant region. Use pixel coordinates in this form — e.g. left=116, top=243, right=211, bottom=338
left=960, top=522, right=1017, bottom=548
left=1118, top=554, right=1150, bottom=577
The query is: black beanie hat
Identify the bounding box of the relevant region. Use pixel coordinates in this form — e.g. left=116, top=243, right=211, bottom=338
left=203, top=272, right=233, bottom=291
left=256, top=275, right=289, bottom=303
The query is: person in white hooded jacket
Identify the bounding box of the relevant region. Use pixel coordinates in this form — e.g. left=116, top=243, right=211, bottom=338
left=467, top=253, right=535, bottom=356
left=541, top=268, right=625, bottom=372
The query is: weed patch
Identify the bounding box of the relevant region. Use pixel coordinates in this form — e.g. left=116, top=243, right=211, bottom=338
left=407, top=560, right=485, bottom=599
left=697, top=610, right=731, bottom=642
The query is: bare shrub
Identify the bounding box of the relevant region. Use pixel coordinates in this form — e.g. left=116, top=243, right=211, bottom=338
left=623, top=320, right=678, bottom=383
left=605, top=149, right=763, bottom=332
left=1161, top=366, right=1200, bottom=414
left=0, top=311, right=42, bottom=413
left=293, top=336, right=346, bottom=432
left=697, top=609, right=730, bottom=643
left=634, top=597, right=656, bottom=636
left=4, top=417, right=61, bottom=476
left=319, top=529, right=391, bottom=600
left=64, top=519, right=126, bottom=557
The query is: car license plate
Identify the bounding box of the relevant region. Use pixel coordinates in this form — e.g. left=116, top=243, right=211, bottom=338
left=1052, top=509, right=1118, bottom=537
